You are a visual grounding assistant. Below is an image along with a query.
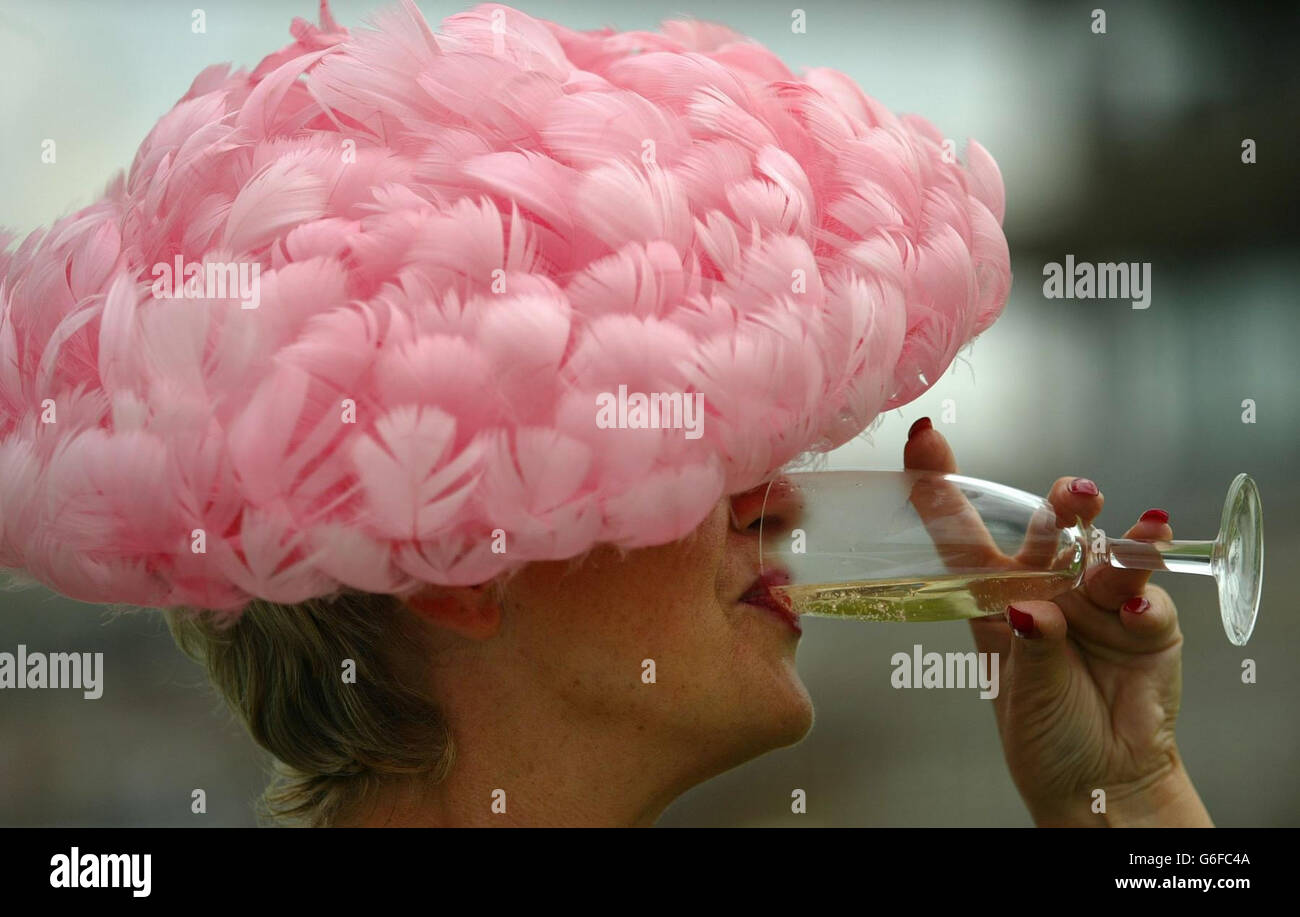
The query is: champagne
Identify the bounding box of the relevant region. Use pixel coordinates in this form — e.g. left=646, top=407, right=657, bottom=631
left=772, top=570, right=1078, bottom=623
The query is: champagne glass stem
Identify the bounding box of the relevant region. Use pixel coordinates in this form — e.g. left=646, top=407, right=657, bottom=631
left=1099, top=536, right=1216, bottom=577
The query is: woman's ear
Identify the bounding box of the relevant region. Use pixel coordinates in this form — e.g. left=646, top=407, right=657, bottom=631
left=402, top=583, right=502, bottom=639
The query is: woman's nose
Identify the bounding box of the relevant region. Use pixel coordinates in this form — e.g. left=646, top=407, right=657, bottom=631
left=729, top=476, right=805, bottom=535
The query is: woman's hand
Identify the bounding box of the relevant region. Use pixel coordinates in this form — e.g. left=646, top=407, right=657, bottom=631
left=904, top=418, right=1213, bottom=827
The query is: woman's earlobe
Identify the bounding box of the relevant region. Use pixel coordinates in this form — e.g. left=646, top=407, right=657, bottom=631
left=402, top=584, right=502, bottom=640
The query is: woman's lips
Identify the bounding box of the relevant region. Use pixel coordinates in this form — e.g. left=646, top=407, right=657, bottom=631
left=739, top=569, right=801, bottom=636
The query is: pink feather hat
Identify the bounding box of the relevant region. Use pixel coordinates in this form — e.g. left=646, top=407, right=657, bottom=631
left=0, top=1, right=1010, bottom=613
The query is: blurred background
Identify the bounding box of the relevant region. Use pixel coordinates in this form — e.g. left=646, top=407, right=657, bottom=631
left=1, top=0, right=1296, bottom=826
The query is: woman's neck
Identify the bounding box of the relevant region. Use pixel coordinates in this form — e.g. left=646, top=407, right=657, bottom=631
left=342, top=681, right=712, bottom=827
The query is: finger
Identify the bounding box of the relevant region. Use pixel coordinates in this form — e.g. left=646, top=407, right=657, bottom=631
left=903, top=418, right=1006, bottom=570
left=1117, top=582, right=1179, bottom=642
left=902, top=416, right=958, bottom=474
left=1012, top=502, right=1068, bottom=571
left=1013, top=476, right=1105, bottom=570
left=1002, top=600, right=1072, bottom=694
left=1046, top=476, right=1105, bottom=528
left=1081, top=508, right=1171, bottom=611
left=1054, top=579, right=1181, bottom=653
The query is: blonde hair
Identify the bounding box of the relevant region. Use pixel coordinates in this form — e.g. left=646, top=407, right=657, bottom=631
left=164, top=592, right=452, bottom=827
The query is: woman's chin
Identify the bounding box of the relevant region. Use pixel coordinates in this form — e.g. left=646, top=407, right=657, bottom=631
left=744, top=664, right=815, bottom=753
left=775, top=673, right=816, bottom=747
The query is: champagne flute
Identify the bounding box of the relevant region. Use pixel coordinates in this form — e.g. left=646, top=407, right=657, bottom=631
left=757, top=470, right=1263, bottom=645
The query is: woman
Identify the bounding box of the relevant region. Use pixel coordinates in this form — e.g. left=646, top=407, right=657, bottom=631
left=173, top=432, right=1210, bottom=827
left=0, top=1, right=1211, bottom=826
left=165, top=420, right=1210, bottom=827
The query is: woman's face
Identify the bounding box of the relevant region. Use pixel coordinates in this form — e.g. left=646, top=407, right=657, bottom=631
left=489, top=481, right=812, bottom=777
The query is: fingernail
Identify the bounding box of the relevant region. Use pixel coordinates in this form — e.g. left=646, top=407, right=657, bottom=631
left=1068, top=478, right=1099, bottom=496
left=1007, top=604, right=1036, bottom=637
left=1121, top=596, right=1150, bottom=615
left=907, top=416, right=932, bottom=440
left=1140, top=508, right=1169, bottom=524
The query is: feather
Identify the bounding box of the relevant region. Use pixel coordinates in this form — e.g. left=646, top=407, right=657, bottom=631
left=226, top=365, right=311, bottom=506
left=350, top=405, right=482, bottom=539
left=539, top=90, right=691, bottom=170
left=222, top=154, right=331, bottom=254
left=95, top=271, right=143, bottom=395
left=308, top=522, right=414, bottom=594
left=575, top=160, right=693, bottom=251
left=565, top=240, right=688, bottom=320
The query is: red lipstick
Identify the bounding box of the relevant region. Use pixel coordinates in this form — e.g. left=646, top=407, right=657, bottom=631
left=739, top=569, right=801, bottom=636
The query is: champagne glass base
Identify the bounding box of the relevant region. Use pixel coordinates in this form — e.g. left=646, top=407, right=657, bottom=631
left=1215, top=473, right=1263, bottom=646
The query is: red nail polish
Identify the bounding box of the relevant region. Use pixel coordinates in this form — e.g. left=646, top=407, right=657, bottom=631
left=1140, top=508, right=1169, bottom=524
left=1007, top=604, right=1036, bottom=637
left=1068, top=478, right=1099, bottom=496
left=907, top=417, right=932, bottom=440
left=1121, top=596, right=1150, bottom=615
